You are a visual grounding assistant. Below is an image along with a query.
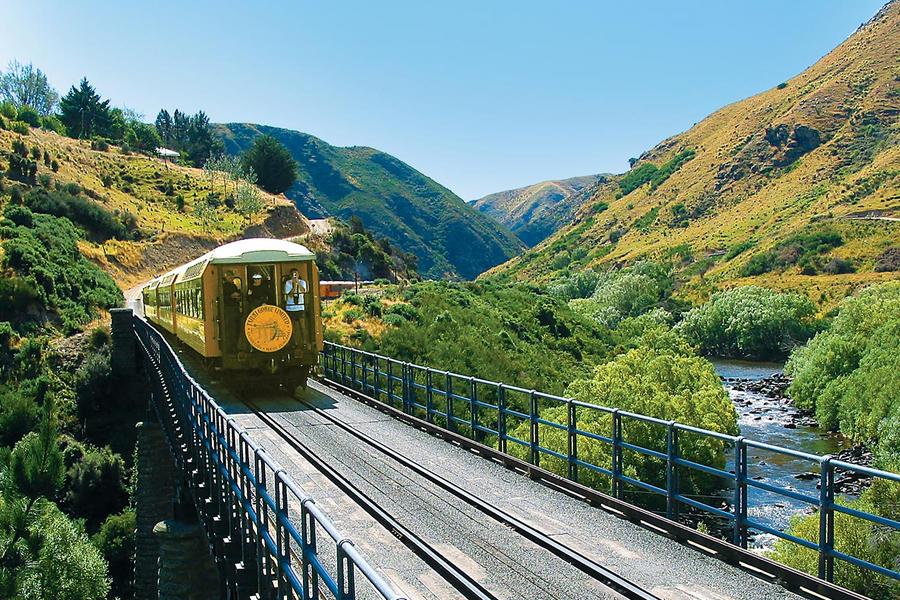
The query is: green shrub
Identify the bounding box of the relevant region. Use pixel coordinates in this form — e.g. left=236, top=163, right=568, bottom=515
left=64, top=445, right=128, bottom=531
left=677, top=286, right=817, bottom=359
left=771, top=478, right=899, bottom=598
left=619, top=163, right=658, bottom=195
left=384, top=302, right=419, bottom=322
left=40, top=114, right=66, bottom=134
left=16, top=106, right=40, bottom=127
left=343, top=308, right=364, bottom=323
left=0, top=388, right=39, bottom=447
left=92, top=510, right=135, bottom=600
left=89, top=138, right=110, bottom=151
left=0, top=101, right=16, bottom=119
left=10, top=120, right=30, bottom=135
left=823, top=257, right=855, bottom=274
left=511, top=345, right=737, bottom=501
left=777, top=82, right=788, bottom=89
left=24, top=187, right=137, bottom=241
left=50, top=159, right=59, bottom=172
left=382, top=313, right=406, bottom=327
left=786, top=282, right=899, bottom=455
left=569, top=261, right=673, bottom=328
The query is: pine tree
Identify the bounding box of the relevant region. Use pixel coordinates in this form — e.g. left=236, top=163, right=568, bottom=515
left=58, top=78, right=111, bottom=139
left=154, top=109, right=172, bottom=145
left=241, top=135, right=298, bottom=194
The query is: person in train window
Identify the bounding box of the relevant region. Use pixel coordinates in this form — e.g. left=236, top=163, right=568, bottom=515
left=222, top=270, right=242, bottom=353
left=246, top=270, right=274, bottom=309
left=284, top=268, right=308, bottom=346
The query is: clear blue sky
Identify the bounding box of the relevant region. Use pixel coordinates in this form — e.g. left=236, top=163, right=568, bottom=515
left=1, top=1, right=885, bottom=199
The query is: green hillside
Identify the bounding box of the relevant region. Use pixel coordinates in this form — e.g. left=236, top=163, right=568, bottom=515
left=487, top=1, right=900, bottom=307
left=216, top=123, right=524, bottom=279
left=472, top=174, right=607, bottom=246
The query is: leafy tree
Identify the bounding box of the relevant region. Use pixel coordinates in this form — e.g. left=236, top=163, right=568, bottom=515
left=509, top=344, right=737, bottom=500
left=63, top=446, right=128, bottom=531
left=0, top=61, right=58, bottom=116
left=786, top=281, right=900, bottom=458
left=241, top=134, right=298, bottom=194
left=124, top=121, right=161, bottom=152
left=677, top=286, right=817, bottom=359
left=568, top=261, right=673, bottom=328
left=233, top=180, right=264, bottom=223
left=58, top=79, right=111, bottom=139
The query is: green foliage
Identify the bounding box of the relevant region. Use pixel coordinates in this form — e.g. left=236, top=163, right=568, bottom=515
left=240, top=134, right=298, bottom=194
left=511, top=345, right=737, bottom=500
left=0, top=61, right=58, bottom=116
left=59, top=79, right=111, bottom=140
left=0, top=101, right=15, bottom=119
left=677, top=286, right=817, bottom=359
left=40, top=114, right=65, bottom=135
left=786, top=282, right=900, bottom=457
left=317, top=218, right=419, bottom=282
left=10, top=503, right=110, bottom=600
left=349, top=282, right=615, bottom=395
left=1, top=208, right=122, bottom=332
left=23, top=186, right=138, bottom=241
left=10, top=120, right=30, bottom=135
left=649, top=149, right=696, bottom=190
left=771, top=477, right=899, bottom=598
left=740, top=228, right=843, bottom=276
left=0, top=388, right=39, bottom=447
left=92, top=510, right=134, bottom=600
left=619, top=150, right=695, bottom=195
left=568, top=261, right=673, bottom=328
left=63, top=446, right=128, bottom=531
left=725, top=240, right=753, bottom=260
left=73, top=347, right=114, bottom=420
left=16, top=106, right=40, bottom=127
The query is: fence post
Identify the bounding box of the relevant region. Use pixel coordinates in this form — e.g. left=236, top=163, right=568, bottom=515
left=446, top=372, right=455, bottom=432
left=402, top=363, right=411, bottom=414
left=567, top=402, right=578, bottom=483
left=666, top=421, right=676, bottom=520
left=612, top=410, right=622, bottom=499
left=497, top=384, right=507, bottom=454
left=469, top=377, right=478, bottom=439
left=341, top=346, right=347, bottom=385
left=529, top=391, right=539, bottom=467
left=818, top=456, right=835, bottom=582
left=733, top=437, right=747, bottom=547
left=361, top=352, right=367, bottom=393
left=425, top=368, right=433, bottom=423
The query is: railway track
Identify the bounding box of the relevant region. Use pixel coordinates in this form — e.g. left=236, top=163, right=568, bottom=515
left=243, top=397, right=498, bottom=600
left=244, top=393, right=659, bottom=600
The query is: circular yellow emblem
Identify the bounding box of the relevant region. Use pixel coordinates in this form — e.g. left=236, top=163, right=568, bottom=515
left=244, top=304, right=293, bottom=353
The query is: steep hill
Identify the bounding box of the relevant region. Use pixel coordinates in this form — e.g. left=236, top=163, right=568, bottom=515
left=0, top=128, right=309, bottom=289
left=216, top=123, right=525, bottom=279
left=472, top=174, right=607, bottom=246
left=487, top=1, right=900, bottom=305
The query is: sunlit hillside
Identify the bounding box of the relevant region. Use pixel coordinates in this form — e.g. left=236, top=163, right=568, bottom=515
left=0, top=128, right=308, bottom=289
left=487, top=1, right=900, bottom=306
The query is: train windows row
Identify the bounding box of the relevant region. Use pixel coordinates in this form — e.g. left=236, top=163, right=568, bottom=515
left=175, top=283, right=204, bottom=319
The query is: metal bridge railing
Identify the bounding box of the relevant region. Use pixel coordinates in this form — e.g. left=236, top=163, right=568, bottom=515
left=133, top=317, right=403, bottom=600
left=321, top=341, right=900, bottom=588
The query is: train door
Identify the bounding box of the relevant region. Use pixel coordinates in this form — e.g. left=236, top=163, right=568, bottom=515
left=219, top=266, right=244, bottom=355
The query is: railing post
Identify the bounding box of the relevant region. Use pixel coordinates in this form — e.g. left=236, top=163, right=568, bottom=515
left=350, top=349, right=356, bottom=388
left=300, top=499, right=320, bottom=600
left=567, top=402, right=578, bottom=483
left=612, top=410, right=622, bottom=499
left=341, top=346, right=347, bottom=385
left=425, top=368, right=434, bottom=423
left=387, top=360, right=393, bottom=405
left=497, top=384, right=507, bottom=454
left=733, top=437, right=747, bottom=547
left=818, top=456, right=835, bottom=582
left=529, top=390, right=539, bottom=467
left=361, top=352, right=368, bottom=394
left=336, top=540, right=356, bottom=600
left=445, top=372, right=455, bottom=432
left=469, top=377, right=477, bottom=439
left=666, top=422, right=676, bottom=520
left=402, top=363, right=411, bottom=414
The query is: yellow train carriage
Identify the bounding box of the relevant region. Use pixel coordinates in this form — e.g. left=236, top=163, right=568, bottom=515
left=141, top=238, right=323, bottom=389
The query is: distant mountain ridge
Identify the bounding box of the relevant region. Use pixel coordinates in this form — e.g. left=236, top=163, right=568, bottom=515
left=472, top=174, right=607, bottom=246
left=216, top=123, right=524, bottom=279
left=486, top=0, right=900, bottom=303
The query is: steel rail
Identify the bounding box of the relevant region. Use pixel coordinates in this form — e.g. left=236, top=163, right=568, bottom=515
left=290, top=394, right=659, bottom=600
left=242, top=398, right=499, bottom=600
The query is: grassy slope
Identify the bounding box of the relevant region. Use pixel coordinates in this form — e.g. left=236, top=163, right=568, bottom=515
left=472, top=174, right=607, bottom=246
left=487, top=2, right=900, bottom=306
left=0, top=128, right=307, bottom=289
left=216, top=123, right=525, bottom=280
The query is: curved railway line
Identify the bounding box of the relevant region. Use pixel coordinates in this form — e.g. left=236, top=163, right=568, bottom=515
left=243, top=394, right=659, bottom=600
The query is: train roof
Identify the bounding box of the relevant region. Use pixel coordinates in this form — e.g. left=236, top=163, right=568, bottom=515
left=205, top=238, right=315, bottom=265
left=150, top=238, right=316, bottom=287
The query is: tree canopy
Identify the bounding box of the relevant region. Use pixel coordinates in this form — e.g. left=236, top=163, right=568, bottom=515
left=240, top=134, right=298, bottom=194
left=59, top=79, right=111, bottom=139
left=0, top=61, right=58, bottom=116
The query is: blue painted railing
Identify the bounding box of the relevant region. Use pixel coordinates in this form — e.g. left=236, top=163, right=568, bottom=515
left=134, top=318, right=402, bottom=600
left=321, top=341, right=900, bottom=588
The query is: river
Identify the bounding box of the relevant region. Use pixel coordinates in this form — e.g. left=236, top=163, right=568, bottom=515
left=711, top=360, right=850, bottom=549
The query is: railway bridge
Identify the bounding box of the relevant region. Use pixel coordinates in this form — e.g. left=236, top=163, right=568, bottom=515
left=112, top=308, right=899, bottom=600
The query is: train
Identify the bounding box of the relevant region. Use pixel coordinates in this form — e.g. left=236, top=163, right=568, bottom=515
left=141, top=238, right=323, bottom=390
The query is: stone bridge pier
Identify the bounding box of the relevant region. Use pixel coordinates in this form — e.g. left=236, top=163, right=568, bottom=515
left=111, top=308, right=220, bottom=600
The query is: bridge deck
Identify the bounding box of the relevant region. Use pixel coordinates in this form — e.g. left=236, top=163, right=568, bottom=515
left=199, top=374, right=800, bottom=600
